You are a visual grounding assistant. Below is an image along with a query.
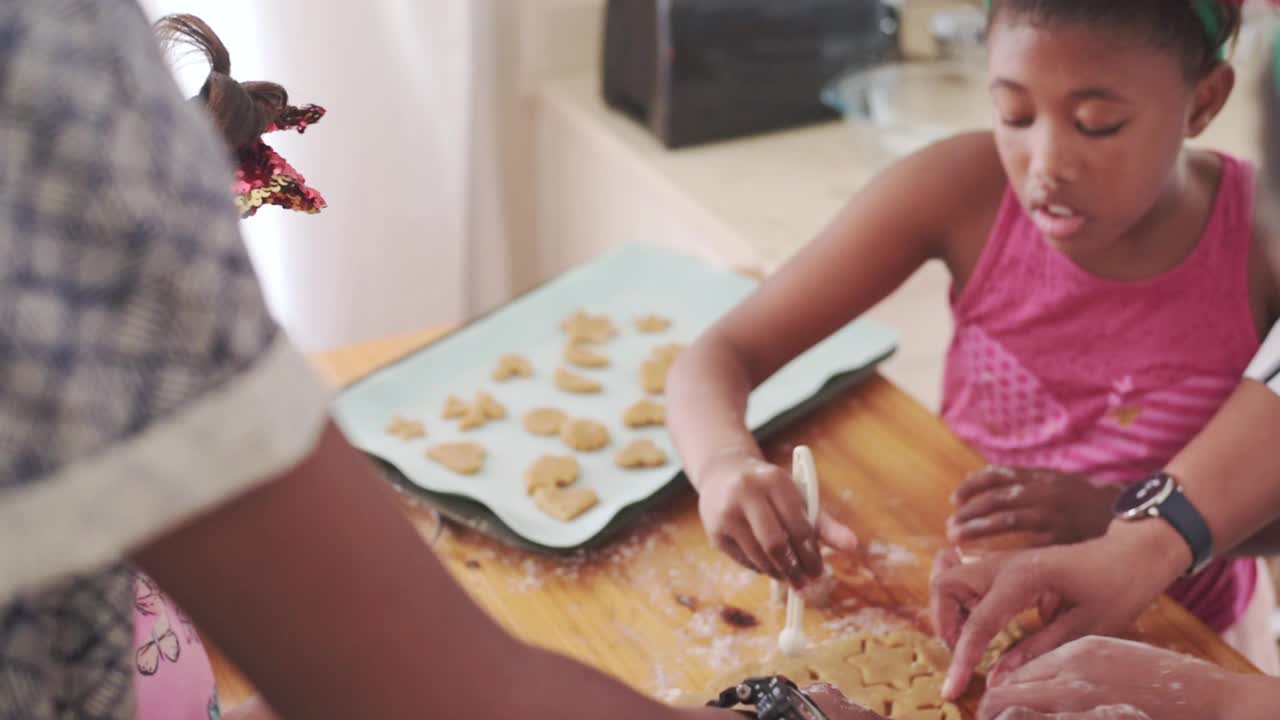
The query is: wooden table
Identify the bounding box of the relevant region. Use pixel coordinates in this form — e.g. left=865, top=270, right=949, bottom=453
left=210, top=327, right=1258, bottom=716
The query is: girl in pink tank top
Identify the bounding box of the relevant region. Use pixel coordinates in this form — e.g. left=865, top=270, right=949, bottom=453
left=668, top=0, right=1280, bottom=675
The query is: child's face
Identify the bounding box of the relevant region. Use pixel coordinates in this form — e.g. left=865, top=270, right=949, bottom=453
left=986, top=19, right=1203, bottom=259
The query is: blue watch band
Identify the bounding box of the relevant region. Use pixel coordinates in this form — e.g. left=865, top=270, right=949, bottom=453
left=1159, top=485, right=1215, bottom=575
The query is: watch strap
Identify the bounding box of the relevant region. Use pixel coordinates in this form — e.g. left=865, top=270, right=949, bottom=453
left=1160, top=486, right=1214, bottom=575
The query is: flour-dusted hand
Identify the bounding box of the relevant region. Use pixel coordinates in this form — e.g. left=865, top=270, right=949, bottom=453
left=979, top=637, right=1270, bottom=720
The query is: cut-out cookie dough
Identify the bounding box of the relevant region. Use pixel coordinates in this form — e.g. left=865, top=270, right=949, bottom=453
left=555, top=367, right=603, bottom=394
left=426, top=442, right=486, bottom=475
left=634, top=314, right=671, bottom=333
left=640, top=359, right=669, bottom=395
left=442, top=395, right=468, bottom=419
left=561, top=310, right=617, bottom=344
left=623, top=399, right=665, bottom=428
left=492, top=353, right=533, bottom=381
left=455, top=391, right=508, bottom=431
left=615, top=438, right=668, bottom=469
left=475, top=391, right=506, bottom=420
left=639, top=343, right=686, bottom=395
left=384, top=415, right=426, bottom=440
left=533, top=485, right=599, bottom=521
left=459, top=403, right=488, bottom=431
left=564, top=342, right=610, bottom=368
left=523, top=407, right=568, bottom=437
left=561, top=418, right=611, bottom=452
left=523, top=454, right=580, bottom=494
left=652, top=342, right=686, bottom=364
left=699, top=628, right=1018, bottom=720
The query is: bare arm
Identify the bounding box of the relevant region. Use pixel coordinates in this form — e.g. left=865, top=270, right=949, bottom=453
left=1230, top=518, right=1280, bottom=556
left=134, top=424, right=730, bottom=720
left=934, top=376, right=1280, bottom=699
left=667, top=133, right=1005, bottom=581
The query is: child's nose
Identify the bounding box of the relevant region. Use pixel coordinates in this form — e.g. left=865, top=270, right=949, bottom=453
left=1029, top=126, right=1081, bottom=186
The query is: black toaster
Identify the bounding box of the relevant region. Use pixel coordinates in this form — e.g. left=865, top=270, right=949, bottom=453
left=602, top=0, right=899, bottom=149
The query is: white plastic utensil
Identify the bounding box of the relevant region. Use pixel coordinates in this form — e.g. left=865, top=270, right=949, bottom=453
left=778, top=445, right=820, bottom=655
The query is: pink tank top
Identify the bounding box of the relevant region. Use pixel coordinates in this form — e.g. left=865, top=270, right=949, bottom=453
left=942, top=153, right=1260, bottom=633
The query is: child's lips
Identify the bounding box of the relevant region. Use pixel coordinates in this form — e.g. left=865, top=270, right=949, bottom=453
left=1031, top=202, right=1087, bottom=240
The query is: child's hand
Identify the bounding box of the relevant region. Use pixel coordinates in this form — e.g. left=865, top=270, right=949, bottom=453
left=946, top=466, right=1120, bottom=546
left=695, top=449, right=859, bottom=586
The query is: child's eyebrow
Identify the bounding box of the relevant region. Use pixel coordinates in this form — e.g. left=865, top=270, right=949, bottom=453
left=990, top=77, right=1131, bottom=104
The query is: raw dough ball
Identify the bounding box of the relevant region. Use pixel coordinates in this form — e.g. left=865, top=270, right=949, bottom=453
left=564, top=342, right=610, bottom=368
left=622, top=399, right=665, bottom=428
left=561, top=418, right=611, bottom=452
left=615, top=438, right=668, bottom=469
left=555, top=367, right=603, bottom=394
left=426, top=442, right=486, bottom=475
left=560, top=309, right=617, bottom=344
left=533, top=485, right=599, bottom=521
left=492, top=353, right=533, bottom=381
left=634, top=314, right=671, bottom=333
left=384, top=415, right=426, bottom=440
left=523, top=454, right=581, bottom=494
left=523, top=407, right=568, bottom=436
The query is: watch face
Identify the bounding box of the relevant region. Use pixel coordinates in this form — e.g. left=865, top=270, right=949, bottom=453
left=1114, top=473, right=1173, bottom=516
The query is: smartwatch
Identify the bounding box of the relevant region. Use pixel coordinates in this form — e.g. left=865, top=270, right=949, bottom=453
left=708, top=677, right=831, bottom=720
left=1113, top=472, right=1214, bottom=575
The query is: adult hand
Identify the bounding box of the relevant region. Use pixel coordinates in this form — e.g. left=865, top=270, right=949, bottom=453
left=979, top=636, right=1266, bottom=720
left=929, top=522, right=1188, bottom=700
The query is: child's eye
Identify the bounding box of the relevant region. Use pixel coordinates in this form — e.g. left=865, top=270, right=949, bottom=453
left=1000, top=116, right=1033, bottom=129
left=1077, top=121, right=1126, bottom=138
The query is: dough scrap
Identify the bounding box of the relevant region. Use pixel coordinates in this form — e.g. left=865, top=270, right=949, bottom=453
left=623, top=399, right=665, bottom=428
left=615, top=438, right=668, bottom=469
left=492, top=353, right=533, bottom=381
left=533, top=485, right=599, bottom=521
left=523, top=407, right=568, bottom=436
left=556, top=367, right=603, bottom=394
left=524, top=454, right=580, bottom=494
left=561, top=310, right=617, bottom=344
left=634, top=314, right=671, bottom=333
left=426, top=442, right=486, bottom=475
left=384, top=415, right=426, bottom=440
left=561, top=418, right=611, bottom=452
left=564, top=342, right=610, bottom=368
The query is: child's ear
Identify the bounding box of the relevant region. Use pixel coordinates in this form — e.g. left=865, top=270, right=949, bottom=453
left=1188, top=63, right=1235, bottom=138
